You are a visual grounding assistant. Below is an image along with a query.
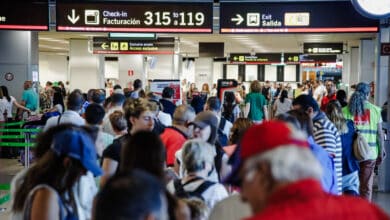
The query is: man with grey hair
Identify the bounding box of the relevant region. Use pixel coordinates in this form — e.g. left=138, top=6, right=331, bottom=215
left=235, top=121, right=388, bottom=219
left=160, top=105, right=196, bottom=168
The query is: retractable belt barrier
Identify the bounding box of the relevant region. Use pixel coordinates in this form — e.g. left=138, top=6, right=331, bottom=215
left=0, top=121, right=42, bottom=207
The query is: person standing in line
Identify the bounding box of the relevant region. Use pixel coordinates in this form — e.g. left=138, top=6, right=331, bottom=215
left=244, top=80, right=268, bottom=123
left=342, top=82, right=385, bottom=201
left=336, top=89, right=348, bottom=108
left=130, top=79, right=143, bottom=99
left=101, top=98, right=155, bottom=187
left=273, top=90, right=292, bottom=117
left=21, top=80, right=38, bottom=112
left=43, top=90, right=85, bottom=131
left=160, top=105, right=196, bottom=169
left=235, top=121, right=388, bottom=219
left=12, top=127, right=102, bottom=220
left=321, top=80, right=337, bottom=111
left=326, top=100, right=359, bottom=195
left=312, top=80, right=326, bottom=106
left=160, top=87, right=177, bottom=118
left=292, top=94, right=342, bottom=194
left=1, top=86, right=31, bottom=122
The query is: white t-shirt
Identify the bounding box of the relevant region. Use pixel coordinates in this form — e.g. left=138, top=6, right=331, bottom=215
left=313, top=85, right=326, bottom=104
left=0, top=98, right=7, bottom=121
left=4, top=96, right=16, bottom=118
left=274, top=98, right=292, bottom=116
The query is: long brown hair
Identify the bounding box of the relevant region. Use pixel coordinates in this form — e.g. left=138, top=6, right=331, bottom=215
left=13, top=151, right=86, bottom=213
left=326, top=100, right=348, bottom=134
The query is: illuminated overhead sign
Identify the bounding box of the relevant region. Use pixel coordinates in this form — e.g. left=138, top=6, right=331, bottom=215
left=229, top=53, right=300, bottom=64
left=93, top=37, right=175, bottom=54
left=57, top=1, right=213, bottom=33
left=0, top=1, right=49, bottom=30
left=220, top=1, right=378, bottom=33
left=303, top=43, right=344, bottom=54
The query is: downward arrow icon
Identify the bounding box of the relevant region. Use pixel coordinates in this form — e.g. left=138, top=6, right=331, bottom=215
left=67, top=9, right=80, bottom=24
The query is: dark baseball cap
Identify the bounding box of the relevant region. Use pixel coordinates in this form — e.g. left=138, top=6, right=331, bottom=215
left=292, top=94, right=319, bottom=112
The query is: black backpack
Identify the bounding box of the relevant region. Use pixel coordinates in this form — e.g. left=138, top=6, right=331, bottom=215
left=152, top=118, right=166, bottom=135
left=222, top=103, right=236, bottom=123
left=217, top=118, right=228, bottom=147
left=173, top=177, right=215, bottom=201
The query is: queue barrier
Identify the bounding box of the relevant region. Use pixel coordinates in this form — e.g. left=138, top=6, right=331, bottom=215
left=0, top=121, right=42, bottom=207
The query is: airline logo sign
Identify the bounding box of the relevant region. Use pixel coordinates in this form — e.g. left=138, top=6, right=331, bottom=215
left=93, top=37, right=175, bottom=54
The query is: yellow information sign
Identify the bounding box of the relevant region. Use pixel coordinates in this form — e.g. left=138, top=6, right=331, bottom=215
left=110, top=42, right=119, bottom=50
left=120, top=42, right=128, bottom=50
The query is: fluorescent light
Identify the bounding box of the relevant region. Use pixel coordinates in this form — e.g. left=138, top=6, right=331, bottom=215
left=108, top=33, right=156, bottom=39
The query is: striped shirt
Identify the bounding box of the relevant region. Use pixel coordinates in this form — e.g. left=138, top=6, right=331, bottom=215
left=312, top=112, right=342, bottom=195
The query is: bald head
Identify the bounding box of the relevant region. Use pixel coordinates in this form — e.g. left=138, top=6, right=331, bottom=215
left=173, top=105, right=195, bottom=126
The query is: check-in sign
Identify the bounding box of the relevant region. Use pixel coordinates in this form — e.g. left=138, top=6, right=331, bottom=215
left=93, top=37, right=175, bottom=54
left=57, top=1, right=213, bottom=33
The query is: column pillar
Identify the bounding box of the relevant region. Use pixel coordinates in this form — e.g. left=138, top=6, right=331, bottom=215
left=68, top=39, right=99, bottom=92
left=0, top=31, right=39, bottom=101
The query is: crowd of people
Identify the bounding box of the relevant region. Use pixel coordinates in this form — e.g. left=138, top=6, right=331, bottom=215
left=1, top=78, right=389, bottom=219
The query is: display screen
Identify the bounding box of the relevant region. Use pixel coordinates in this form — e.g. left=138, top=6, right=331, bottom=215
left=220, top=1, right=379, bottom=33
left=56, top=1, right=213, bottom=33
left=0, top=0, right=49, bottom=30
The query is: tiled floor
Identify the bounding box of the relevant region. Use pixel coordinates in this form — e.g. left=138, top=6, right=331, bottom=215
left=1, top=159, right=390, bottom=219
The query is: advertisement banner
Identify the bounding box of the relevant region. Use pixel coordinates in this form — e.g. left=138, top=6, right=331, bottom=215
left=149, top=80, right=181, bottom=104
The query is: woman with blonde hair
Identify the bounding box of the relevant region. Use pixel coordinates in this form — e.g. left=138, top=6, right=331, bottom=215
left=326, top=100, right=359, bottom=195
left=101, top=98, right=155, bottom=187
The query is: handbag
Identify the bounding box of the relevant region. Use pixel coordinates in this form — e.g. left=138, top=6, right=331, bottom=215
left=353, top=128, right=371, bottom=162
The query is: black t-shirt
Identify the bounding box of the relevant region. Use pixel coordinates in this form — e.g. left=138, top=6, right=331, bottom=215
left=102, top=134, right=130, bottom=165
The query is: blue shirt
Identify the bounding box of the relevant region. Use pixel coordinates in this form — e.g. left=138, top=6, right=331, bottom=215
left=340, top=120, right=360, bottom=176
left=21, top=88, right=38, bottom=111
left=308, top=136, right=338, bottom=195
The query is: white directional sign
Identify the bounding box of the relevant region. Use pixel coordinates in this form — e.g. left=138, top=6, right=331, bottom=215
left=231, top=14, right=244, bottom=25
left=67, top=9, right=80, bottom=24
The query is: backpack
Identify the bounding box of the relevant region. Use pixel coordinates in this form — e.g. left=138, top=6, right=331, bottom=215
left=217, top=118, right=228, bottom=147
left=353, top=129, right=371, bottom=161
left=152, top=118, right=166, bottom=135
left=173, top=177, right=215, bottom=201
left=222, top=104, right=236, bottom=123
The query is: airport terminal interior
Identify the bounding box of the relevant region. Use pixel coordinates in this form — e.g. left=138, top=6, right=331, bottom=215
left=1, top=0, right=390, bottom=219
